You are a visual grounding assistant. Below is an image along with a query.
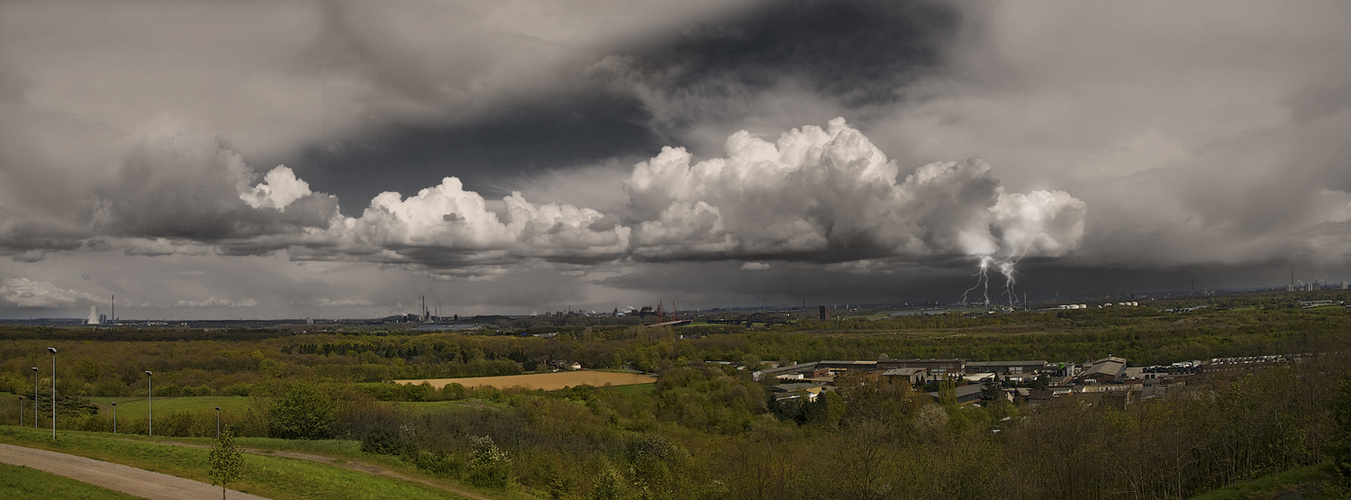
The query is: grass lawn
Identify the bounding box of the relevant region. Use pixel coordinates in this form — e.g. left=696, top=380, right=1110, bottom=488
left=0, top=425, right=480, bottom=500
left=0, top=462, right=142, bottom=499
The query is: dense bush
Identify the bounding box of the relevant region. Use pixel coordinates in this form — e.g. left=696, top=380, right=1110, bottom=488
left=268, top=382, right=336, bottom=440
left=361, top=426, right=414, bottom=456
left=466, top=435, right=512, bottom=488
left=1333, top=379, right=1351, bottom=485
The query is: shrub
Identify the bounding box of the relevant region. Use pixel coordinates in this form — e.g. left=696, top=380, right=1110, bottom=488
left=222, top=383, right=253, bottom=397
left=467, top=435, right=512, bottom=488
left=361, top=426, right=414, bottom=456
left=183, top=385, right=214, bottom=397
left=269, top=382, right=337, bottom=440
left=156, top=384, right=183, bottom=397
left=412, top=450, right=464, bottom=477
left=592, top=462, right=624, bottom=500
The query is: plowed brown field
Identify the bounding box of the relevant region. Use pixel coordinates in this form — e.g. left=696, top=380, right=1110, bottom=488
left=397, top=371, right=656, bottom=390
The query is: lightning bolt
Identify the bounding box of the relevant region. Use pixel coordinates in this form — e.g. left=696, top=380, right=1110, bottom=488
left=961, top=255, right=994, bottom=307
left=963, top=243, right=1032, bottom=310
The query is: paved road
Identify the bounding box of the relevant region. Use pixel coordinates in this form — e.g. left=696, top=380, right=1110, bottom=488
left=0, top=442, right=268, bottom=500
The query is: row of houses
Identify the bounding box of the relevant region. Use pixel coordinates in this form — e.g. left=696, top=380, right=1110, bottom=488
left=760, top=358, right=1002, bottom=381
left=758, top=358, right=1065, bottom=383
left=759, top=355, right=1224, bottom=408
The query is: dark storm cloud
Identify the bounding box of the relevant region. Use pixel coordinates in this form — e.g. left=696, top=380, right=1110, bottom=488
left=0, top=219, right=85, bottom=261
left=291, top=91, right=663, bottom=208
left=4, top=0, right=1350, bottom=319
left=591, top=260, right=976, bottom=308
left=282, top=0, right=960, bottom=206
left=595, top=257, right=1348, bottom=311
left=884, top=1, right=1351, bottom=273
left=600, top=0, right=959, bottom=106
left=93, top=131, right=339, bottom=243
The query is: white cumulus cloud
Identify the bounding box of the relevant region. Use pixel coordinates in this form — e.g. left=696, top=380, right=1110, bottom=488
left=0, top=277, right=101, bottom=308
left=230, top=119, right=1088, bottom=268
left=241, top=165, right=313, bottom=211
left=333, top=177, right=630, bottom=263
left=623, top=118, right=1087, bottom=261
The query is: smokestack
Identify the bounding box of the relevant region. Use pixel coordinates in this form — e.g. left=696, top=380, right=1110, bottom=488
left=111, top=295, right=115, bottom=324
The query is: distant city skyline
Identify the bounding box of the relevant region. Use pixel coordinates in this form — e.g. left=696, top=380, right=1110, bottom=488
left=2, top=1, right=1350, bottom=319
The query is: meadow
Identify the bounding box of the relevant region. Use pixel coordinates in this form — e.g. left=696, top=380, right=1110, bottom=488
left=398, top=371, right=656, bottom=391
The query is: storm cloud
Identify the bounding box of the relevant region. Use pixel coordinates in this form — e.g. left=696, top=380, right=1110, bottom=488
left=245, top=119, right=1082, bottom=269
left=1, top=0, right=1348, bottom=318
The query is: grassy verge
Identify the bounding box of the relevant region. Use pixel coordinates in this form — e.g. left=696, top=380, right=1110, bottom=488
left=1190, top=462, right=1339, bottom=500
left=0, top=425, right=477, bottom=500
left=0, top=462, right=142, bottom=499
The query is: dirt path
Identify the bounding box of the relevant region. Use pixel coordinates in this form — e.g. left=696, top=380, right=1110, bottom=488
left=0, top=442, right=267, bottom=500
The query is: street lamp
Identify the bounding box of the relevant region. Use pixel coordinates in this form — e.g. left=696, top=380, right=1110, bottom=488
left=111, top=402, right=117, bottom=434
left=215, top=406, right=221, bottom=438
left=31, top=366, right=38, bottom=429
left=47, top=348, right=56, bottom=437
left=145, top=371, right=153, bottom=437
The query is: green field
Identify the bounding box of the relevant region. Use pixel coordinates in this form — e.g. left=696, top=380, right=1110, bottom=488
left=0, top=425, right=480, bottom=500
left=0, top=462, right=142, bottom=499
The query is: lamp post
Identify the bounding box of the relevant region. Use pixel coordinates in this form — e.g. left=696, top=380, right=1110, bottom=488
left=31, top=366, right=38, bottom=429
left=47, top=347, right=56, bottom=439
left=111, top=402, right=117, bottom=434
left=47, top=348, right=56, bottom=437
left=215, top=406, right=221, bottom=438
left=145, top=371, right=152, bottom=437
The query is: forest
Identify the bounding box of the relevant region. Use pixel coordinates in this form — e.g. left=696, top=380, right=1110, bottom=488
left=2, top=292, right=1351, bottom=499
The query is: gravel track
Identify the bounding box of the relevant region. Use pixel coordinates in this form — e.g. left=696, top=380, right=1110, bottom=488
left=0, top=442, right=267, bottom=499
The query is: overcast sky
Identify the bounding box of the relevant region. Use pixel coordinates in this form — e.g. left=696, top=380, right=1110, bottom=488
left=2, top=0, right=1349, bottom=319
